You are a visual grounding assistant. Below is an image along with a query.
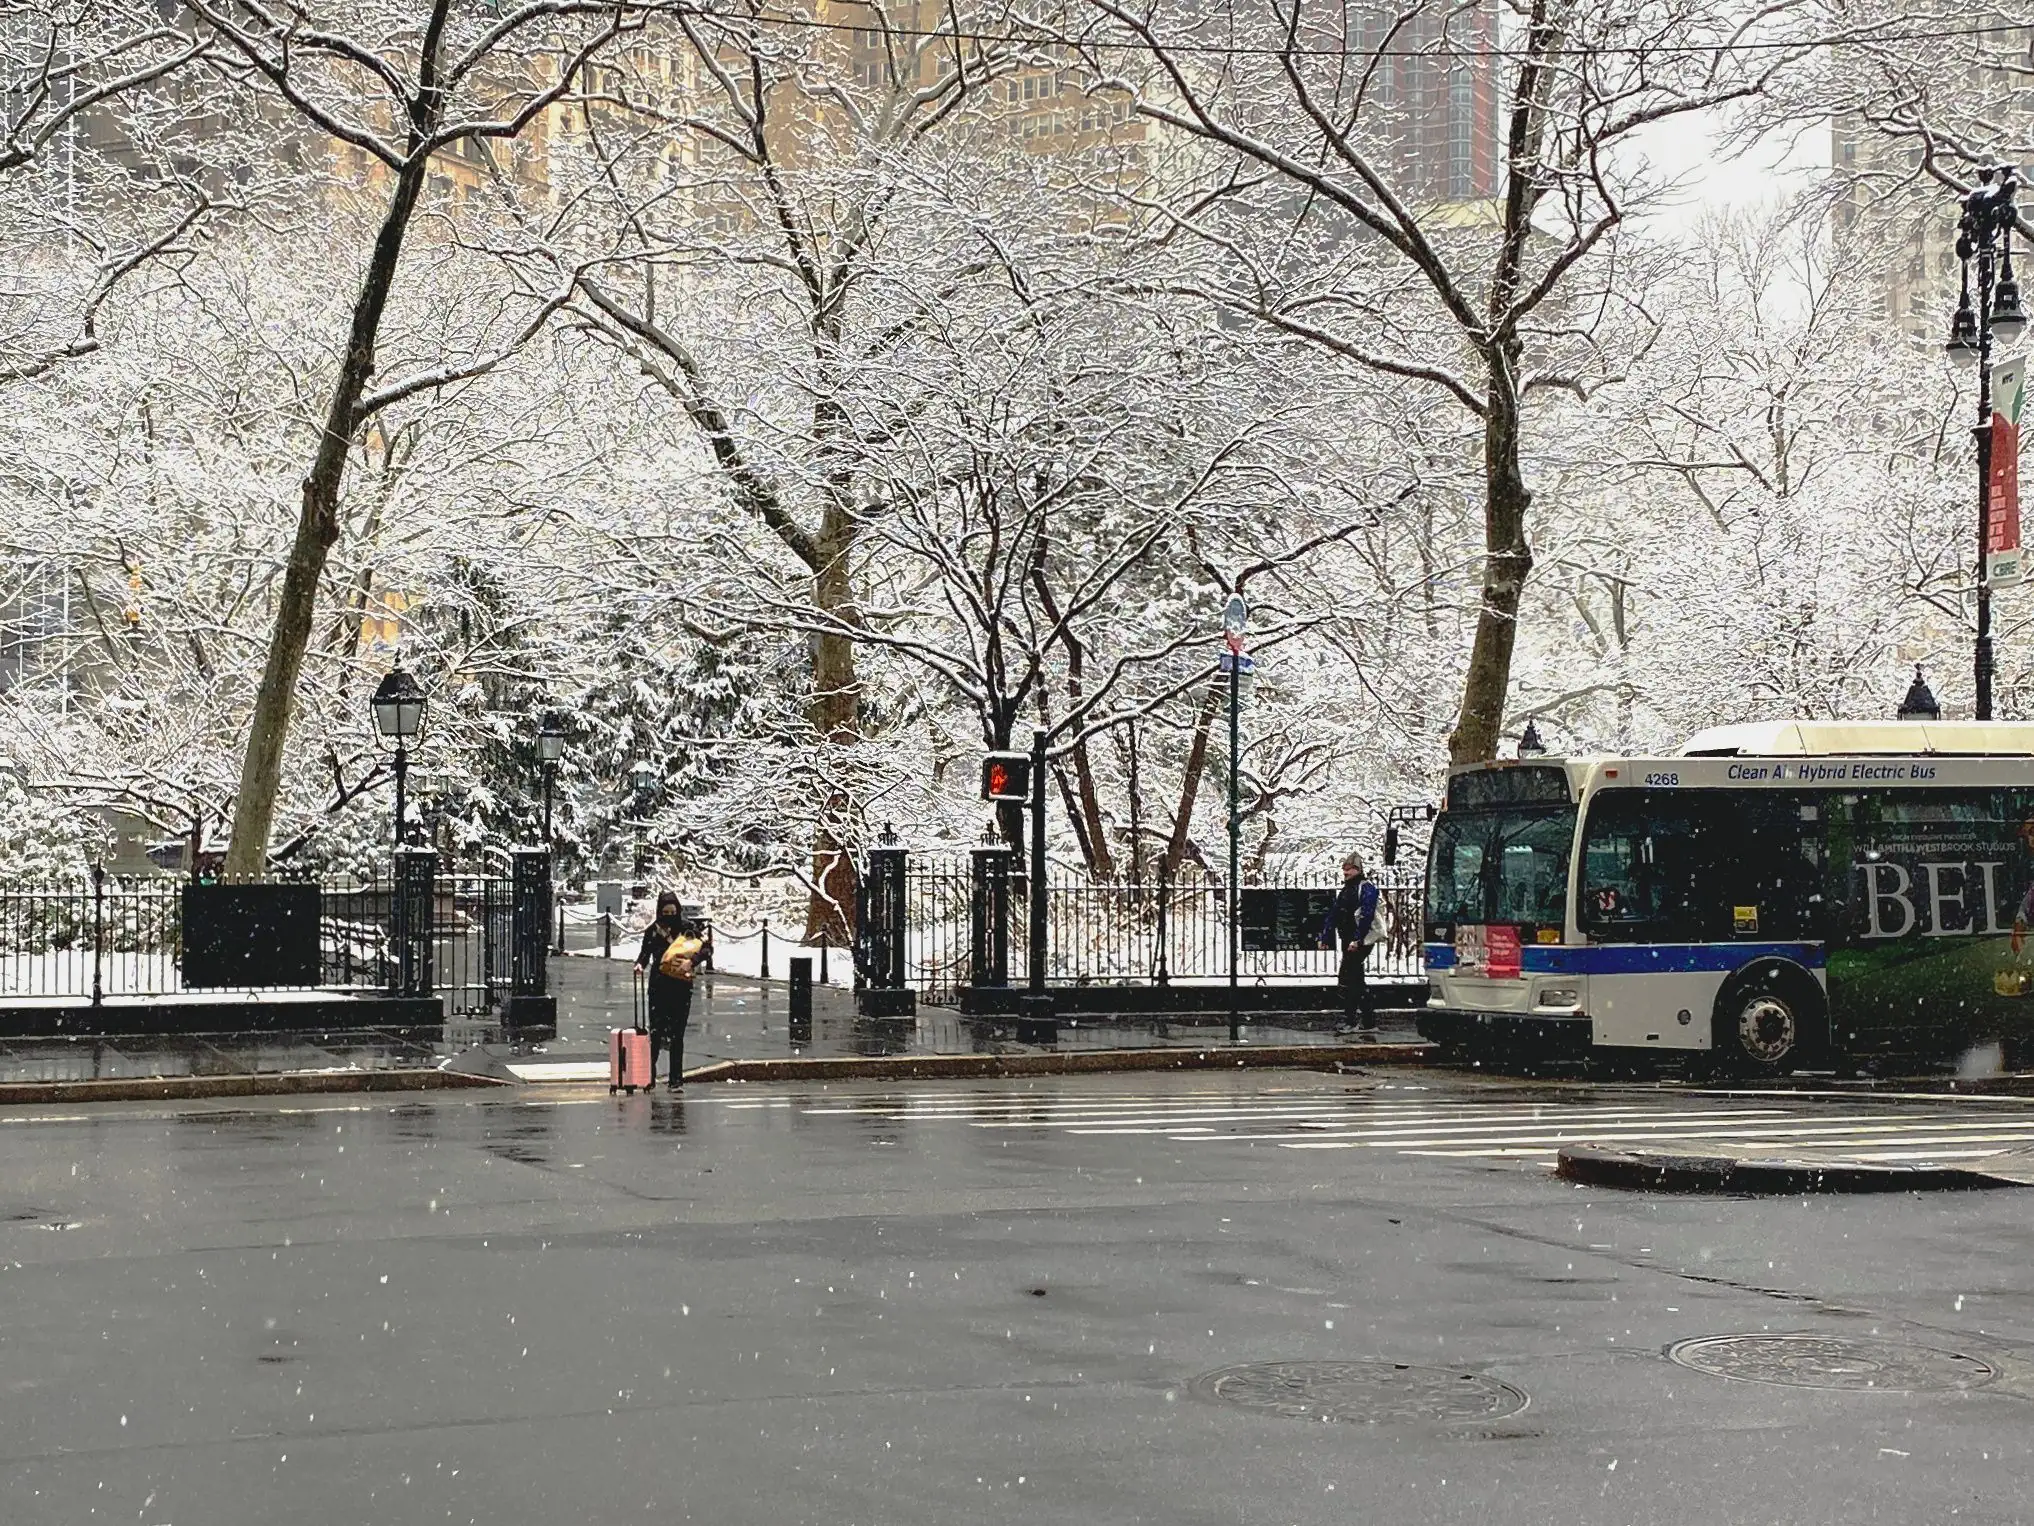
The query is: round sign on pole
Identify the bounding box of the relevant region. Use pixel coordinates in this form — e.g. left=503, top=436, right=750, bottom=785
left=1222, top=594, right=1248, bottom=636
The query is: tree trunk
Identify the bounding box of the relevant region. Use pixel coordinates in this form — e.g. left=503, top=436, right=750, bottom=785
left=220, top=4, right=450, bottom=879
left=804, top=506, right=860, bottom=942
left=1447, top=348, right=1534, bottom=765
left=1161, top=683, right=1221, bottom=878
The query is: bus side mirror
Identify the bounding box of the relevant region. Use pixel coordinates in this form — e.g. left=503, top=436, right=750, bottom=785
left=1383, top=825, right=1400, bottom=867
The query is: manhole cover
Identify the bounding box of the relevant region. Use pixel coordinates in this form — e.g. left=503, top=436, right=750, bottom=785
left=1190, top=1360, right=1527, bottom=1424
left=1665, top=1334, right=1997, bottom=1393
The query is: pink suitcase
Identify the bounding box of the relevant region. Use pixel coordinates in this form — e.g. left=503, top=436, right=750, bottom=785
left=609, top=1027, right=651, bottom=1094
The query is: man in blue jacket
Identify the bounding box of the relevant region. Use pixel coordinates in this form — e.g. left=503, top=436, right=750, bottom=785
left=1326, top=853, right=1381, bottom=1033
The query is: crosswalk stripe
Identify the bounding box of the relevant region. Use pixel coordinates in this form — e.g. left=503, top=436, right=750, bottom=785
left=721, top=1083, right=2034, bottom=1170
left=793, top=1098, right=1602, bottom=1123
left=1281, top=1119, right=2034, bottom=1152
left=1065, top=1106, right=1798, bottom=1138
left=1000, top=1114, right=1765, bottom=1139
left=1088, top=1109, right=1893, bottom=1143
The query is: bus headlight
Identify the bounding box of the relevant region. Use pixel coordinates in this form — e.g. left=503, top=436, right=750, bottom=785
left=1536, top=987, right=1579, bottom=1010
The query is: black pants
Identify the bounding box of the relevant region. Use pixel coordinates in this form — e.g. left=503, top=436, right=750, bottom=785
left=648, top=977, right=696, bottom=1083
left=1338, top=944, right=1374, bottom=1026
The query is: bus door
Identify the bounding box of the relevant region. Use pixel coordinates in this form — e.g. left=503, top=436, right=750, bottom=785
left=1578, top=790, right=1820, bottom=1048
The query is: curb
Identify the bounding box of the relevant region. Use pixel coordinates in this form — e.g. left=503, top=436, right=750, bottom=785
left=1555, top=1143, right=2024, bottom=1195
left=523, top=1041, right=1442, bottom=1087
left=0, top=1068, right=507, bottom=1108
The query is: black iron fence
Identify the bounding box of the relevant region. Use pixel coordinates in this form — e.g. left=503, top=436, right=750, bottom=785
left=0, top=856, right=552, bottom=1023
left=898, top=857, right=1425, bottom=1007
left=0, top=874, right=395, bottom=1001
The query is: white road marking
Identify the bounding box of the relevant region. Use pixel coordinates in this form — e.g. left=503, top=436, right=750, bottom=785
left=723, top=1084, right=2034, bottom=1170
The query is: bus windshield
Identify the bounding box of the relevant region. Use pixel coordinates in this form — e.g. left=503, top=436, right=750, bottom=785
left=1426, top=806, right=1576, bottom=929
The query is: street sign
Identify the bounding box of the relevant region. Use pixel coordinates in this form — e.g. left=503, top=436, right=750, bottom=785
left=1222, top=594, right=1248, bottom=635
left=1216, top=651, right=1255, bottom=675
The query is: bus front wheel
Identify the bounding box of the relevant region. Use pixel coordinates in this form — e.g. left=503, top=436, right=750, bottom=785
left=1711, top=966, right=1823, bottom=1077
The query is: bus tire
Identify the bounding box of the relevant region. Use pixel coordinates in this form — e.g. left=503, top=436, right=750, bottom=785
left=1711, top=963, right=1823, bottom=1077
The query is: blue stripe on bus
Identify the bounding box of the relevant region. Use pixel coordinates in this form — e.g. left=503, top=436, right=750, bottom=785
left=1427, top=942, right=1825, bottom=976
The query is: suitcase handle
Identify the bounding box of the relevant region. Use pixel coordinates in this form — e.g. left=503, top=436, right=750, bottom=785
left=633, top=966, right=648, bottom=1034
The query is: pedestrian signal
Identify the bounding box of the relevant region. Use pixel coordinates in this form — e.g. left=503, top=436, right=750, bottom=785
left=980, top=752, right=1032, bottom=803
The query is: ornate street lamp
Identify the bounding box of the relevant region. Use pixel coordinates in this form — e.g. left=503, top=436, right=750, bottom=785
left=628, top=758, right=657, bottom=876
left=1517, top=717, right=1548, bottom=758
left=536, top=716, right=565, bottom=845
left=370, top=662, right=428, bottom=848
left=1948, top=164, right=2027, bottom=720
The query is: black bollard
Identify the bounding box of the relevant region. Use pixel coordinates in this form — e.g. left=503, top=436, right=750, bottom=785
left=761, top=918, right=771, bottom=980
left=789, top=956, right=813, bottom=1044
left=602, top=911, right=613, bottom=960
left=819, top=932, right=829, bottom=985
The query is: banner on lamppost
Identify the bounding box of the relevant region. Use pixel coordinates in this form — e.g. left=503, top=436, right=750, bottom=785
left=1989, top=357, right=2026, bottom=588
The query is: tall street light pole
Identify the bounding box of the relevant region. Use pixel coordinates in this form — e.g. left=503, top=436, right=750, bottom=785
left=537, top=717, right=564, bottom=953
left=1949, top=164, right=2028, bottom=720
left=1221, top=595, right=1248, bottom=1046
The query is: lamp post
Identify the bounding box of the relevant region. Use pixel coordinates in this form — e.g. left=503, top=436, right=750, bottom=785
left=370, top=662, right=428, bottom=850
left=536, top=717, right=565, bottom=954
left=628, top=758, right=656, bottom=878
left=1517, top=717, right=1548, bottom=758
left=1947, top=164, right=2028, bottom=721
left=536, top=717, right=565, bottom=846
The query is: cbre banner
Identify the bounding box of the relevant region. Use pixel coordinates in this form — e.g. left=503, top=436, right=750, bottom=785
left=1989, top=357, right=2026, bottom=588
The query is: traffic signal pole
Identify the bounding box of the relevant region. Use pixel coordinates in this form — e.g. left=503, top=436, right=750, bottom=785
left=1021, top=725, right=1054, bottom=1043
left=1028, top=726, right=1047, bottom=994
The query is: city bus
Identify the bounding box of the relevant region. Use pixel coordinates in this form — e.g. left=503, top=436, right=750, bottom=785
left=1418, top=720, right=2034, bottom=1073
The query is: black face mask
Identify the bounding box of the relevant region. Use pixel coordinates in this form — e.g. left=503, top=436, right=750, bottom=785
left=657, top=906, right=680, bottom=925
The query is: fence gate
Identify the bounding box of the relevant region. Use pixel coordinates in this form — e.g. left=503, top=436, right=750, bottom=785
left=902, top=858, right=975, bottom=1006
left=434, top=869, right=512, bottom=1018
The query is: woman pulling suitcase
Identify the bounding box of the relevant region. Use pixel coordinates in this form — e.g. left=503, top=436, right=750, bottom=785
left=634, top=892, right=705, bottom=1089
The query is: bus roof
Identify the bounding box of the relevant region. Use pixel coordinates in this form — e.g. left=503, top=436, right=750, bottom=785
left=1677, top=720, right=2034, bottom=757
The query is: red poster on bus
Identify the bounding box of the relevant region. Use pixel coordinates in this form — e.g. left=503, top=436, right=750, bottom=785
left=1486, top=924, right=1522, bottom=980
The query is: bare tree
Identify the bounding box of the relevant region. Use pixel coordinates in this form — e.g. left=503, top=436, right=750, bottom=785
left=194, top=0, right=667, bottom=877
left=557, top=2, right=1028, bottom=934
left=1063, top=0, right=1818, bottom=762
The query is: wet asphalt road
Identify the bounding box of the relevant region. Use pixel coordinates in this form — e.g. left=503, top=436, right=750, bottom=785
left=4, top=1071, right=2034, bottom=1525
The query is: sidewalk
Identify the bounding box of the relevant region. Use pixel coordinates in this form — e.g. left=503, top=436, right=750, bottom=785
left=0, top=952, right=1423, bottom=1094
left=496, top=952, right=1423, bottom=1083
